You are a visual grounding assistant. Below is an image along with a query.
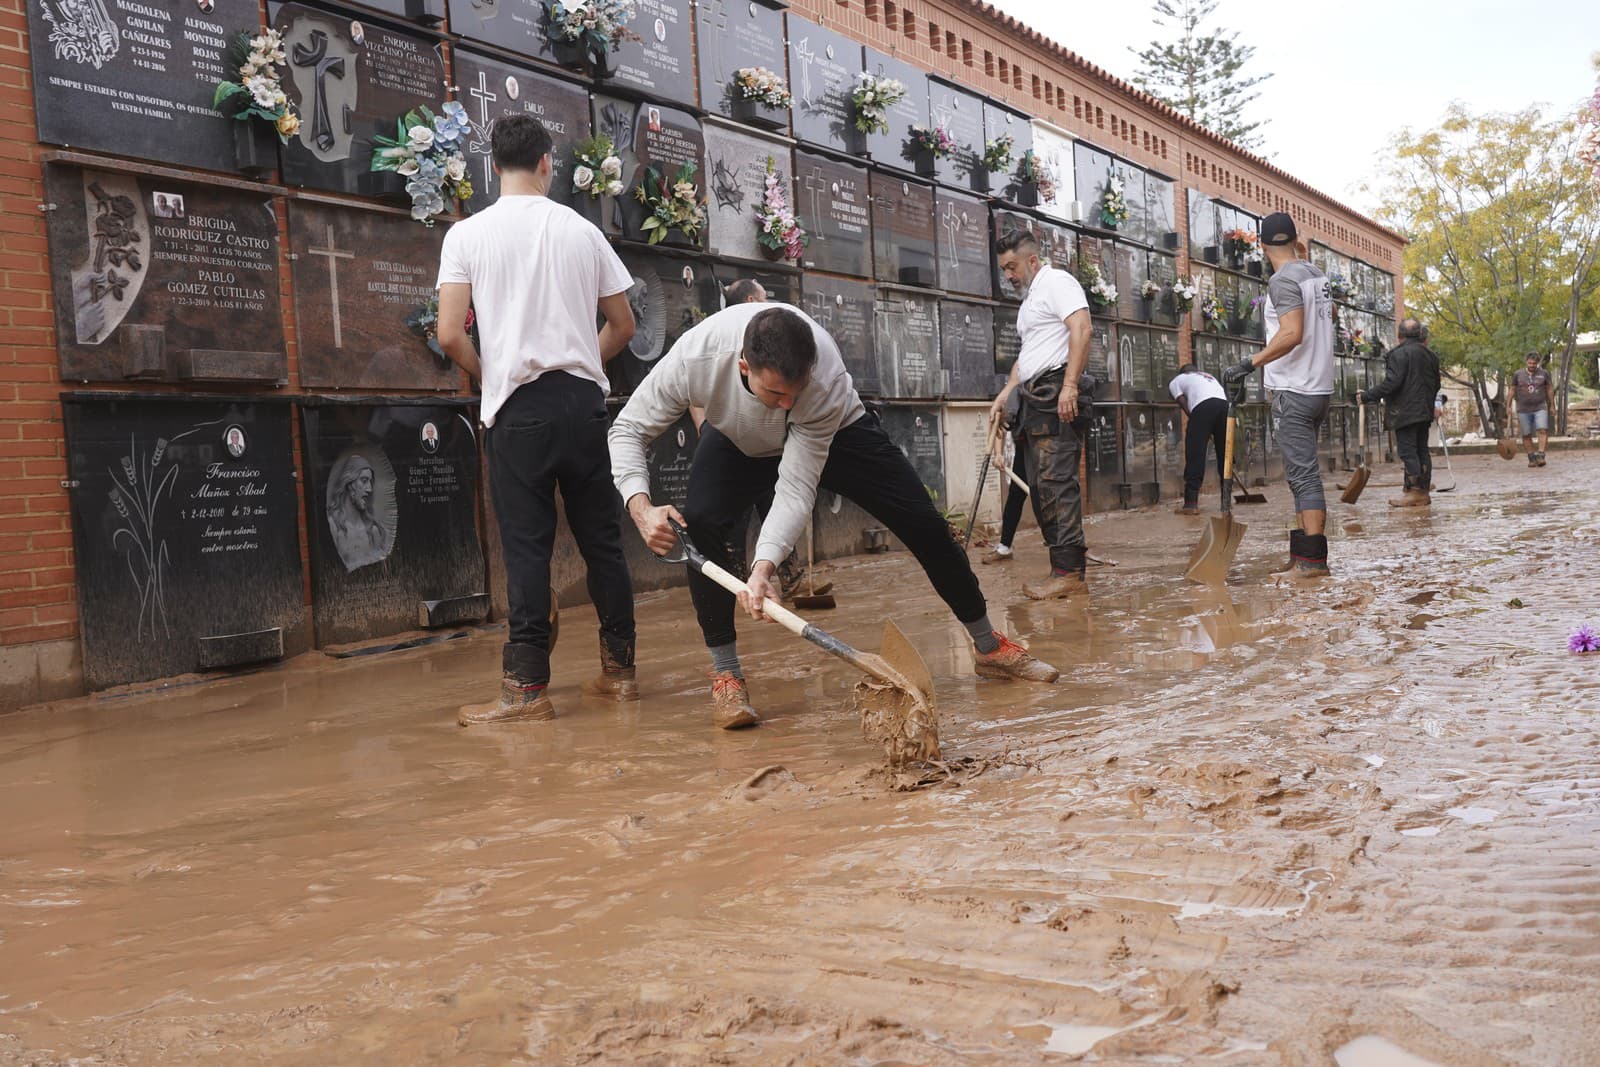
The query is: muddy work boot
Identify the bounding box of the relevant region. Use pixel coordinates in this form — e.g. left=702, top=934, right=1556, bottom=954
left=1275, top=529, right=1329, bottom=580
left=1389, top=488, right=1430, bottom=508
left=1175, top=492, right=1200, bottom=516
left=458, top=676, right=556, bottom=726
left=1536, top=451, right=1548, bottom=467
left=974, top=632, right=1060, bottom=682
left=980, top=545, right=1015, bottom=564
left=709, top=671, right=760, bottom=730
left=1024, top=569, right=1089, bottom=600
left=581, top=636, right=639, bottom=702
left=1528, top=452, right=1539, bottom=468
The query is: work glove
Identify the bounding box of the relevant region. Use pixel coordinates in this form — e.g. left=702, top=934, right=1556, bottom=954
left=1220, top=356, right=1254, bottom=386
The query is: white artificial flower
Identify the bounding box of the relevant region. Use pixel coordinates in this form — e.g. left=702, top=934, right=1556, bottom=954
left=573, top=165, right=595, bottom=189
left=397, top=158, right=421, bottom=176
left=407, top=125, right=435, bottom=151
left=601, top=156, right=622, bottom=177
left=445, top=156, right=467, bottom=181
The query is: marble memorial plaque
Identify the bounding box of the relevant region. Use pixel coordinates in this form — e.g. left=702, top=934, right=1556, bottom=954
left=928, top=79, right=983, bottom=190
left=45, top=164, right=285, bottom=384
left=1148, top=251, right=1180, bottom=326
left=710, top=261, right=798, bottom=305
left=1041, top=219, right=1076, bottom=274
left=874, top=289, right=941, bottom=399
left=1154, top=405, right=1184, bottom=499
left=63, top=397, right=305, bottom=688
left=935, top=189, right=990, bottom=298
left=801, top=274, right=877, bottom=395
left=1118, top=325, right=1153, bottom=402
left=608, top=0, right=694, bottom=101
left=1114, top=243, right=1148, bottom=322
left=703, top=124, right=790, bottom=261
left=1087, top=320, right=1117, bottom=402
left=697, top=0, right=787, bottom=119
left=301, top=402, right=483, bottom=646
left=1123, top=404, right=1157, bottom=493
left=1113, top=161, right=1148, bottom=245
left=1029, top=121, right=1076, bottom=219
left=860, top=47, right=927, bottom=166
left=1193, top=332, right=1218, bottom=374
left=877, top=404, right=946, bottom=502
left=1188, top=188, right=1218, bottom=262
left=271, top=4, right=445, bottom=196
left=940, top=301, right=998, bottom=400
left=983, top=102, right=1032, bottom=200
left=1074, top=142, right=1114, bottom=230
left=1191, top=264, right=1217, bottom=333
left=1146, top=173, right=1178, bottom=249
left=444, top=0, right=554, bottom=63
left=1085, top=405, right=1124, bottom=512
left=991, top=207, right=1044, bottom=301
left=609, top=250, right=720, bottom=394
left=1236, top=276, right=1266, bottom=340
left=870, top=172, right=935, bottom=288
left=453, top=51, right=589, bottom=213
left=787, top=16, right=859, bottom=150
left=1149, top=328, right=1179, bottom=391
left=289, top=201, right=455, bottom=390
left=1212, top=270, right=1240, bottom=335
left=1078, top=234, right=1115, bottom=318
left=29, top=0, right=258, bottom=171
left=795, top=150, right=871, bottom=278
left=994, top=306, right=1020, bottom=378
left=594, top=95, right=705, bottom=246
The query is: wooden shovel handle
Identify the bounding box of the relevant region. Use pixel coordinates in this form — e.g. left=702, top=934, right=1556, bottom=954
left=1223, top=412, right=1236, bottom=480
left=694, top=557, right=809, bottom=640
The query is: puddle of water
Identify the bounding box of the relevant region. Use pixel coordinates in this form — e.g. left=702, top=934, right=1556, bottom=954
left=1446, top=806, right=1498, bottom=825
left=1399, top=826, right=1441, bottom=838
left=1334, top=1034, right=1447, bottom=1067
left=1041, top=1021, right=1125, bottom=1054
left=1362, top=755, right=1386, bottom=768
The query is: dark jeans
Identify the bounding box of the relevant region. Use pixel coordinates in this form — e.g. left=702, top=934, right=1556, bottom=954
left=999, top=430, right=1028, bottom=547
left=486, top=372, right=635, bottom=683
left=1394, top=421, right=1433, bottom=491
left=1018, top=391, right=1086, bottom=574
left=1184, top=397, right=1229, bottom=499
left=684, top=413, right=986, bottom=648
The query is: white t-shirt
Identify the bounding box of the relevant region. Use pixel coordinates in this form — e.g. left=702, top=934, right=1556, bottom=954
left=1015, top=263, right=1089, bottom=385
left=1262, top=260, right=1335, bottom=396
left=436, top=195, right=633, bottom=426
left=1169, top=369, right=1226, bottom=409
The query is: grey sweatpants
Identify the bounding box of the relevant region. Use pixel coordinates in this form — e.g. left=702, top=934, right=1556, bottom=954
left=1271, top=390, right=1331, bottom=512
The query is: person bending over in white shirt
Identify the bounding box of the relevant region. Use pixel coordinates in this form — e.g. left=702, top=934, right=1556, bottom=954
left=611, top=303, right=1060, bottom=730
left=1168, top=363, right=1229, bottom=515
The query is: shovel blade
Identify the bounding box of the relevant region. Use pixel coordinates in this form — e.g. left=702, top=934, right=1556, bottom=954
left=878, top=619, right=934, bottom=704
left=1496, top=438, right=1517, bottom=461
left=1184, top=514, right=1247, bottom=585
left=1339, top=464, right=1370, bottom=504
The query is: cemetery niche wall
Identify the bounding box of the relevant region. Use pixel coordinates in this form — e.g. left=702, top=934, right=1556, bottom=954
left=300, top=401, right=486, bottom=646
left=45, top=164, right=286, bottom=385
left=63, top=396, right=307, bottom=689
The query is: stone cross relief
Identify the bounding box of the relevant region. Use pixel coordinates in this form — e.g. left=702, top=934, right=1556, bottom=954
left=941, top=202, right=970, bottom=271
left=802, top=165, right=829, bottom=246
left=704, top=0, right=728, bottom=98
left=793, top=37, right=815, bottom=104
left=307, top=224, right=354, bottom=348
left=291, top=30, right=348, bottom=154
left=467, top=70, right=498, bottom=197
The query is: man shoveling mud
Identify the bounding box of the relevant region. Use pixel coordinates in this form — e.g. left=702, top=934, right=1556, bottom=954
left=611, top=303, right=1059, bottom=729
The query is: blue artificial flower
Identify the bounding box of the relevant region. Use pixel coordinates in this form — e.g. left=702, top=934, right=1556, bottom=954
left=1569, top=623, right=1599, bottom=654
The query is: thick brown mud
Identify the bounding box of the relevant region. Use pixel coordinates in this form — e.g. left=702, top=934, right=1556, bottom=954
left=2, top=453, right=1598, bottom=1065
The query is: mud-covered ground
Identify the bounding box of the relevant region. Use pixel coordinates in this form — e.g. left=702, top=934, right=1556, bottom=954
left=2, top=452, right=1597, bottom=1065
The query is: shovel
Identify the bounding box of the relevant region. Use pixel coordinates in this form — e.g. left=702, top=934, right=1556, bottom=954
left=660, top=519, right=939, bottom=763
left=1340, top=400, right=1371, bottom=504
left=791, top=517, right=836, bottom=610
left=1184, top=398, right=1247, bottom=585
left=1231, top=422, right=1268, bottom=505
left=1434, top=425, right=1457, bottom=493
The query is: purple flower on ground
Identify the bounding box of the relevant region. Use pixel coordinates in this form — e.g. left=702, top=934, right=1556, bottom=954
left=1569, top=624, right=1599, bottom=653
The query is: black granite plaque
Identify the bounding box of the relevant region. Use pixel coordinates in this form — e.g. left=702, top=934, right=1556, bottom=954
left=1191, top=264, right=1216, bottom=334
left=928, top=79, right=983, bottom=190
left=1188, top=188, right=1218, bottom=263
left=1029, top=122, right=1075, bottom=222
left=454, top=51, right=589, bottom=213
left=796, top=150, right=871, bottom=277
left=444, top=0, right=551, bottom=63
left=1236, top=276, right=1266, bottom=340
left=1084, top=405, right=1122, bottom=512
left=1154, top=405, right=1184, bottom=499
left=1213, top=270, right=1240, bottom=336
left=594, top=95, right=705, bottom=246
left=606, top=0, right=694, bottom=100
left=871, top=171, right=936, bottom=288
left=29, top=0, right=258, bottom=171
left=1118, top=325, right=1153, bottom=402
left=1147, top=173, right=1178, bottom=249
left=860, top=47, right=927, bottom=167
left=288, top=201, right=454, bottom=390
left=876, top=404, right=945, bottom=502
left=983, top=101, right=1032, bottom=200
left=990, top=207, right=1044, bottom=301
left=63, top=396, right=305, bottom=688
left=1150, top=328, right=1179, bottom=392
left=1041, top=219, right=1076, bottom=274
left=1074, top=142, right=1114, bottom=230
left=994, top=306, right=1020, bottom=378
left=1114, top=161, right=1148, bottom=245
left=697, top=0, right=787, bottom=119
left=1078, top=233, right=1116, bottom=318
left=703, top=123, right=790, bottom=262
left=1114, top=243, right=1148, bottom=322
left=1123, top=404, right=1158, bottom=499
left=301, top=402, right=483, bottom=646
left=1086, top=320, right=1117, bottom=402
left=270, top=4, right=445, bottom=197
left=875, top=288, right=941, bottom=399
left=603, top=406, right=699, bottom=579
left=787, top=16, right=859, bottom=150
left=1149, top=251, right=1180, bottom=327
left=936, top=189, right=990, bottom=298
left=45, top=164, right=285, bottom=384
left=1193, top=332, right=1218, bottom=375
left=801, top=274, right=877, bottom=395
left=941, top=301, right=998, bottom=400
left=609, top=249, right=720, bottom=394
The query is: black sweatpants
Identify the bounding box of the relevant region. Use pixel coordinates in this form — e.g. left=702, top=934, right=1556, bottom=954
left=1183, top=397, right=1229, bottom=499
left=486, top=372, right=635, bottom=684
left=683, top=412, right=987, bottom=649
left=998, top=430, right=1028, bottom=547
left=1394, top=421, right=1433, bottom=491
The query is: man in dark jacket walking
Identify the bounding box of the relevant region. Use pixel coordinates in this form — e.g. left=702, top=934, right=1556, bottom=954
left=1359, top=318, right=1441, bottom=507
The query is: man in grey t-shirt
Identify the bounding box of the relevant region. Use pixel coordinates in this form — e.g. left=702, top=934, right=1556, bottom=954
left=1512, top=352, right=1555, bottom=467
left=1222, top=211, right=1335, bottom=578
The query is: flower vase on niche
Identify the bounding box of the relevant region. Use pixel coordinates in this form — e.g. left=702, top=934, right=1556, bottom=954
left=729, top=68, right=791, bottom=132
left=731, top=97, right=785, bottom=132
left=1202, top=245, right=1221, bottom=265
left=912, top=148, right=937, bottom=178
left=549, top=35, right=588, bottom=71
left=1247, top=260, right=1264, bottom=278
left=1015, top=181, right=1039, bottom=207
left=970, top=165, right=990, bottom=195
left=232, top=122, right=277, bottom=179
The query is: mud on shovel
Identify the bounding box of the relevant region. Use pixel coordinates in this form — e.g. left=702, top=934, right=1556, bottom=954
left=659, top=518, right=940, bottom=765
left=1184, top=395, right=1247, bottom=585
left=1340, top=399, right=1372, bottom=504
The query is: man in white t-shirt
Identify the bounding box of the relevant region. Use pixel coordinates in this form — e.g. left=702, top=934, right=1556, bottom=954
left=990, top=230, right=1093, bottom=599
left=1168, top=363, right=1229, bottom=515
left=1221, top=211, right=1335, bottom=578
left=612, top=304, right=1059, bottom=729
left=436, top=116, right=639, bottom=725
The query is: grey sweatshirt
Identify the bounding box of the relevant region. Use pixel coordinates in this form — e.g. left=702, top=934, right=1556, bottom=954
left=609, top=302, right=865, bottom=567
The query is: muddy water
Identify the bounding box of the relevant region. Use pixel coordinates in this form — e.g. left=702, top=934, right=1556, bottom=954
left=2, top=453, right=1597, bottom=1064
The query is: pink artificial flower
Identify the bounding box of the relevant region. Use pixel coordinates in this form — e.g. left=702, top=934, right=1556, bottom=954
left=1569, top=624, right=1599, bottom=653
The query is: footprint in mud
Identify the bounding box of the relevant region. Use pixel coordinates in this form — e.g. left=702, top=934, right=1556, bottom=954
left=723, top=764, right=809, bottom=804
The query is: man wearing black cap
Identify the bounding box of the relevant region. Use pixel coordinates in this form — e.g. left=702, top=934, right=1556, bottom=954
left=1359, top=317, right=1441, bottom=507
left=1221, top=212, right=1335, bottom=577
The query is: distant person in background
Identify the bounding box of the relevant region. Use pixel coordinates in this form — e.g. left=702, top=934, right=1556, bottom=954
left=1168, top=363, right=1230, bottom=515
left=981, top=428, right=1027, bottom=564
left=723, top=278, right=766, bottom=305
left=1358, top=317, right=1441, bottom=507
left=1513, top=351, right=1555, bottom=467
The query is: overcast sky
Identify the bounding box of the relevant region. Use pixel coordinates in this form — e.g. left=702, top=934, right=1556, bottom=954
left=982, top=0, right=1600, bottom=216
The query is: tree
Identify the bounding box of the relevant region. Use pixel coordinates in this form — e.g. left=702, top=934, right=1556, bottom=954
left=1369, top=104, right=1600, bottom=437
left=1129, top=0, right=1271, bottom=150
